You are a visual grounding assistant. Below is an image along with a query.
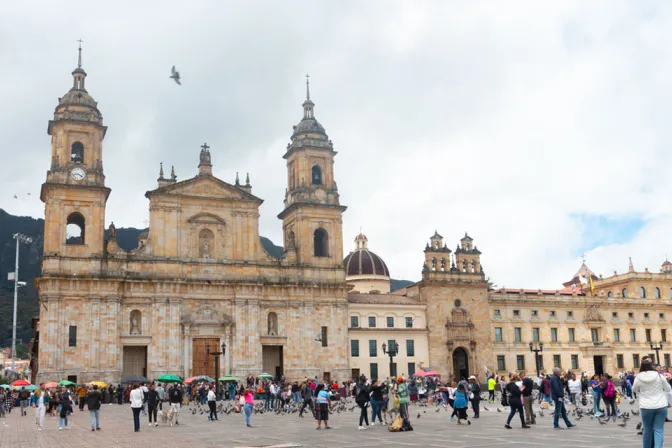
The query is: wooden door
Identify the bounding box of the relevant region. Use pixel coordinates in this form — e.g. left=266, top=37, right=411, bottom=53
left=192, top=338, right=219, bottom=378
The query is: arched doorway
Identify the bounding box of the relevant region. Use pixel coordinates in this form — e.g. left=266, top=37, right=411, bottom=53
left=453, top=347, right=469, bottom=381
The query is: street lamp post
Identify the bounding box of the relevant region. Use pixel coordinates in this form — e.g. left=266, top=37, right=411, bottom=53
left=10, top=233, right=32, bottom=373
left=529, top=341, right=544, bottom=378
left=382, top=342, right=400, bottom=378
left=206, top=342, right=226, bottom=399
left=650, top=341, right=664, bottom=365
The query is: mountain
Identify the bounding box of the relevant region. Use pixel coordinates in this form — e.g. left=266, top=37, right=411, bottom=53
left=0, top=209, right=415, bottom=347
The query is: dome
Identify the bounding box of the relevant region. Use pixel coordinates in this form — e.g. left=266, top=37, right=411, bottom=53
left=293, top=116, right=327, bottom=137
left=58, top=88, right=98, bottom=109
left=343, top=234, right=390, bottom=277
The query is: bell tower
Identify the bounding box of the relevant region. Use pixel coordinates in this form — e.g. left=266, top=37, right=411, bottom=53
left=40, top=42, right=110, bottom=257
left=278, top=76, right=346, bottom=266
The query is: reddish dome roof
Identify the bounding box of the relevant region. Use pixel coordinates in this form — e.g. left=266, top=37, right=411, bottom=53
left=343, top=249, right=390, bottom=277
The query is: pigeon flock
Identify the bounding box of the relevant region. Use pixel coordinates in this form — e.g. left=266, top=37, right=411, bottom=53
left=179, top=390, right=646, bottom=437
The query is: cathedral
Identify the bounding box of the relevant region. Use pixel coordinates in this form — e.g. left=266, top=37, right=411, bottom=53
left=36, top=48, right=349, bottom=384
left=34, top=48, right=672, bottom=385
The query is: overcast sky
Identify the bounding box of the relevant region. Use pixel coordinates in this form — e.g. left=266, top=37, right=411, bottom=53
left=2, top=1, right=672, bottom=288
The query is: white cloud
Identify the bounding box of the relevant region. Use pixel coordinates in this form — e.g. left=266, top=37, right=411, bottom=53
left=2, top=1, right=672, bottom=288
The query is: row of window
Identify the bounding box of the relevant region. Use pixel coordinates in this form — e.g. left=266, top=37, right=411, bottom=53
left=367, top=362, right=416, bottom=379
left=350, top=316, right=413, bottom=329
left=609, top=287, right=671, bottom=299
left=495, top=309, right=668, bottom=321
left=495, top=326, right=668, bottom=344
left=496, top=354, right=581, bottom=371
left=496, top=353, right=672, bottom=372
left=350, top=339, right=415, bottom=357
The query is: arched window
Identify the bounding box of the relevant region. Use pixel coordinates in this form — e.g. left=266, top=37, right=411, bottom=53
left=471, top=260, right=476, bottom=273
left=431, top=258, right=436, bottom=271
left=655, top=287, right=661, bottom=299
left=440, top=258, right=446, bottom=272
left=311, top=165, right=322, bottom=185
left=607, top=291, right=613, bottom=298
left=71, top=142, right=84, bottom=163
left=66, top=212, right=85, bottom=245
left=314, top=228, right=328, bottom=257
left=199, top=228, right=214, bottom=258
left=461, top=260, right=467, bottom=273
left=622, top=288, right=628, bottom=298
left=640, top=287, right=646, bottom=299
left=267, top=312, right=278, bottom=336
left=130, top=310, right=142, bottom=335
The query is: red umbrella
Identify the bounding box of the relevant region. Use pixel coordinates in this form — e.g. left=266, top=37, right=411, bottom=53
left=184, top=377, right=197, bottom=384
left=12, top=379, right=30, bottom=387
left=44, top=382, right=58, bottom=389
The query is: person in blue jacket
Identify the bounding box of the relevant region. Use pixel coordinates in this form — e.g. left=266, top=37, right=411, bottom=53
left=551, top=368, right=576, bottom=430
left=30, top=384, right=50, bottom=431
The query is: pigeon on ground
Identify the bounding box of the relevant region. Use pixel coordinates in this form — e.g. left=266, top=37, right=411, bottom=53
left=483, top=406, right=489, bottom=411
left=637, top=422, right=642, bottom=430
left=618, top=422, right=627, bottom=428
left=416, top=413, right=421, bottom=419
left=170, top=65, right=181, bottom=85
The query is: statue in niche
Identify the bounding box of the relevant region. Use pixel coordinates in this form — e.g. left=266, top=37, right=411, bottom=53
left=199, top=228, right=214, bottom=259
left=130, top=310, right=141, bottom=335
left=268, top=312, right=278, bottom=336
left=108, top=221, right=117, bottom=240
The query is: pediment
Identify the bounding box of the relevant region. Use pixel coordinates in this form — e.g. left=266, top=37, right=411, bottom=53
left=146, top=175, right=262, bottom=203
left=187, top=212, right=225, bottom=224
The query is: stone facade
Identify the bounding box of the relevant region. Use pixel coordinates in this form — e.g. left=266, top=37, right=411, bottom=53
left=347, top=294, right=429, bottom=379
left=36, top=53, right=349, bottom=384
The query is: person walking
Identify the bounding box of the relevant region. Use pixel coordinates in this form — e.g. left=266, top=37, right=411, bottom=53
left=551, top=368, right=576, bottom=430
left=168, top=384, right=182, bottom=426
left=130, top=384, right=143, bottom=432
left=147, top=383, right=159, bottom=426
left=58, top=386, right=73, bottom=430
left=355, top=380, right=370, bottom=429
left=601, top=374, right=617, bottom=421
left=521, top=373, right=535, bottom=425
left=77, top=384, right=87, bottom=411
left=30, top=384, right=49, bottom=431
left=299, top=381, right=315, bottom=418
left=468, top=376, right=481, bottom=418
left=315, top=384, right=331, bottom=430
left=568, top=373, right=582, bottom=409
left=207, top=386, right=218, bottom=421
left=242, top=387, right=254, bottom=427
left=86, top=384, right=102, bottom=431
left=369, top=380, right=384, bottom=425
left=487, top=375, right=496, bottom=403
left=453, top=382, right=471, bottom=425
left=633, top=360, right=671, bottom=448
left=18, top=387, right=29, bottom=416
left=504, top=375, right=530, bottom=429
left=590, top=374, right=603, bottom=417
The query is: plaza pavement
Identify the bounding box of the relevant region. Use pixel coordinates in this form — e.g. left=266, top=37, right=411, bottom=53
left=0, top=398, right=659, bottom=448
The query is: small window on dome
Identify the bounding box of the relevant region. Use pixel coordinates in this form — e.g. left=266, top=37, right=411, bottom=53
left=311, top=165, right=322, bottom=185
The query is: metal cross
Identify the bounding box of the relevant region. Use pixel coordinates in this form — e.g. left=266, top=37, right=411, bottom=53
left=201, top=142, right=210, bottom=151
left=581, top=252, right=586, bottom=264
left=77, top=38, right=83, bottom=47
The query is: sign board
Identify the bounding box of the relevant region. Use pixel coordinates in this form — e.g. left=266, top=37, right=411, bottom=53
left=7, top=272, right=15, bottom=281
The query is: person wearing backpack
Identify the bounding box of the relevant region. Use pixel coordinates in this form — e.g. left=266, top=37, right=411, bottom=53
left=355, top=380, right=370, bottom=429
left=601, top=374, right=617, bottom=421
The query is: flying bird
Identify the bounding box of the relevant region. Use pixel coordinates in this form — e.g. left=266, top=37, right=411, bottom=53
left=170, top=65, right=181, bottom=85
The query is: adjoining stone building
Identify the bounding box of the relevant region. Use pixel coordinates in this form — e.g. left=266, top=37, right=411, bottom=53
left=36, top=49, right=349, bottom=384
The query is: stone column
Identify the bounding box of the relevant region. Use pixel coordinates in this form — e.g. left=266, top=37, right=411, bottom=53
left=224, top=326, right=232, bottom=375
left=182, top=324, right=191, bottom=379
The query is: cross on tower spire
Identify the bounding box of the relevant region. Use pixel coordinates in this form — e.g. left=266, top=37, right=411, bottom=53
left=77, top=38, right=83, bottom=68
left=305, top=73, right=310, bottom=100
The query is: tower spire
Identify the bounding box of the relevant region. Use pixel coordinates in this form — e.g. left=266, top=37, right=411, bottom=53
left=72, top=39, right=87, bottom=90
left=305, top=73, right=310, bottom=100
left=77, top=38, right=83, bottom=68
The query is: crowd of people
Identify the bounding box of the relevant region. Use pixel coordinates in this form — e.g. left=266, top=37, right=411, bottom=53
left=2, top=359, right=672, bottom=447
